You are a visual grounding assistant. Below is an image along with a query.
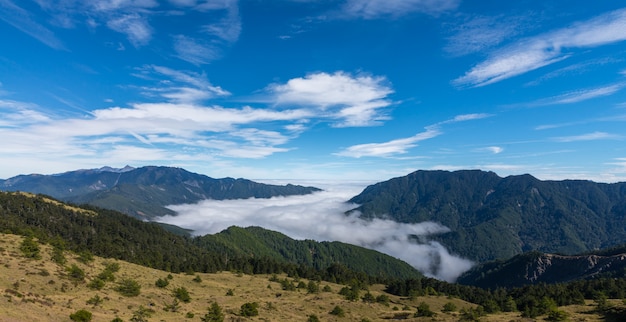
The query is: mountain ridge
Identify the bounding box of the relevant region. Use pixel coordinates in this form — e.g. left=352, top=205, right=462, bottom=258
left=458, top=250, right=626, bottom=288
left=349, top=169, right=626, bottom=262
left=0, top=165, right=321, bottom=219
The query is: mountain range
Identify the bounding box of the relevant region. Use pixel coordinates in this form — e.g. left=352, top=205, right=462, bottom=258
left=4, top=166, right=626, bottom=287
left=0, top=166, right=320, bottom=219
left=349, top=169, right=626, bottom=262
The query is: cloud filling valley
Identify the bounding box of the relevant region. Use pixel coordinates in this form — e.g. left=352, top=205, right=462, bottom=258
left=155, top=181, right=474, bottom=282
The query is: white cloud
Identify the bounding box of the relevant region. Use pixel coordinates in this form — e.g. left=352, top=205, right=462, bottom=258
left=339, top=0, right=459, bottom=19
left=106, top=13, right=152, bottom=46
left=552, top=83, right=625, bottom=104
left=270, top=71, right=394, bottom=127
left=134, top=65, right=230, bottom=103
left=336, top=113, right=492, bottom=158
left=454, top=8, right=626, bottom=87
left=483, top=146, right=503, bottom=154
left=335, top=128, right=441, bottom=158
left=521, top=83, right=626, bottom=107
left=156, top=182, right=474, bottom=281
left=173, top=35, right=221, bottom=65
left=552, top=131, right=622, bottom=142
left=445, top=14, right=527, bottom=56
left=0, top=0, right=66, bottom=50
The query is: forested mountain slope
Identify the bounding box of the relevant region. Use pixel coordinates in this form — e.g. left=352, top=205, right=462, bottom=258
left=0, top=191, right=419, bottom=281
left=349, top=170, right=626, bottom=262
left=0, top=166, right=320, bottom=219
left=197, top=226, right=422, bottom=280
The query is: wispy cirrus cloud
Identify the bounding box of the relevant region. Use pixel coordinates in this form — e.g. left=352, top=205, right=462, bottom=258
left=0, top=0, right=66, bottom=50
left=336, top=113, right=492, bottom=158
left=270, top=71, right=394, bottom=127
left=6, top=0, right=240, bottom=63
left=133, top=65, right=230, bottom=103
left=106, top=13, right=153, bottom=46
left=445, top=14, right=529, bottom=57
left=334, top=127, right=441, bottom=158
left=454, top=8, right=626, bottom=87
left=173, top=1, right=241, bottom=64
left=529, top=83, right=626, bottom=106
left=552, top=131, right=622, bottom=142
left=338, top=0, right=460, bottom=19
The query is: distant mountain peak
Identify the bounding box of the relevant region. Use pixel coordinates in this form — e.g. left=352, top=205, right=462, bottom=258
left=95, top=165, right=136, bottom=173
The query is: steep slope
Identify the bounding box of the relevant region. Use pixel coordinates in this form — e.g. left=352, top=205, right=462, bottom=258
left=197, top=226, right=423, bottom=280
left=457, top=250, right=626, bottom=289
left=349, top=170, right=626, bottom=262
left=0, top=166, right=321, bottom=219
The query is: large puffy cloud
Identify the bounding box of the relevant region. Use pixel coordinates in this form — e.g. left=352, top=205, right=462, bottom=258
left=156, top=181, right=474, bottom=281
left=270, top=71, right=394, bottom=127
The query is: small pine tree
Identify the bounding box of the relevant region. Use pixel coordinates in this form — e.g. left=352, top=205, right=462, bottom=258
left=173, top=287, right=191, bottom=303
left=201, top=302, right=224, bottom=322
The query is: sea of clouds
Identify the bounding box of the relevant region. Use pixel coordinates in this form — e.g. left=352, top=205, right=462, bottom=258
left=154, top=181, right=474, bottom=282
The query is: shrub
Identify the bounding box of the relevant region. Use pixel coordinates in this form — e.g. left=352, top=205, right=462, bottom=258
left=173, top=287, right=191, bottom=303
left=19, top=235, right=41, bottom=259
left=86, top=294, right=104, bottom=306
left=66, top=264, right=85, bottom=282
left=115, top=279, right=141, bottom=297
left=376, top=294, right=390, bottom=306
left=415, top=302, right=435, bottom=317
left=69, top=309, right=92, bottom=321
left=155, top=278, right=169, bottom=288
left=87, top=278, right=105, bottom=290
left=330, top=305, right=345, bottom=317
left=307, top=314, right=320, bottom=322
left=77, top=250, right=94, bottom=263
left=201, top=302, right=224, bottom=322
left=240, top=302, right=259, bottom=317
left=193, top=275, right=202, bottom=283
left=443, top=302, right=457, bottom=312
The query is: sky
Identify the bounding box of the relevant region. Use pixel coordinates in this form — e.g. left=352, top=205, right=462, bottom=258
left=157, top=180, right=474, bottom=281
left=1, top=0, right=626, bottom=183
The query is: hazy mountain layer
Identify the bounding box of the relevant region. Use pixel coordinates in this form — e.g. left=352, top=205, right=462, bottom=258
left=349, top=170, right=626, bottom=262
left=0, top=166, right=320, bottom=219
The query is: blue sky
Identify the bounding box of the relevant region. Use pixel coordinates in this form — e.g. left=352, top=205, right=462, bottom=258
left=1, top=0, right=626, bottom=182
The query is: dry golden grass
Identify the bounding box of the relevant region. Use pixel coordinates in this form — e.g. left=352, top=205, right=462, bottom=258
left=0, top=233, right=618, bottom=321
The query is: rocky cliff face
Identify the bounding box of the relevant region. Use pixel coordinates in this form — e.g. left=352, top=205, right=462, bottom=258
left=458, top=251, right=626, bottom=288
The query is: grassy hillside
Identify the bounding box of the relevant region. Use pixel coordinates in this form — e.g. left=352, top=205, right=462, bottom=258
left=2, top=233, right=620, bottom=322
